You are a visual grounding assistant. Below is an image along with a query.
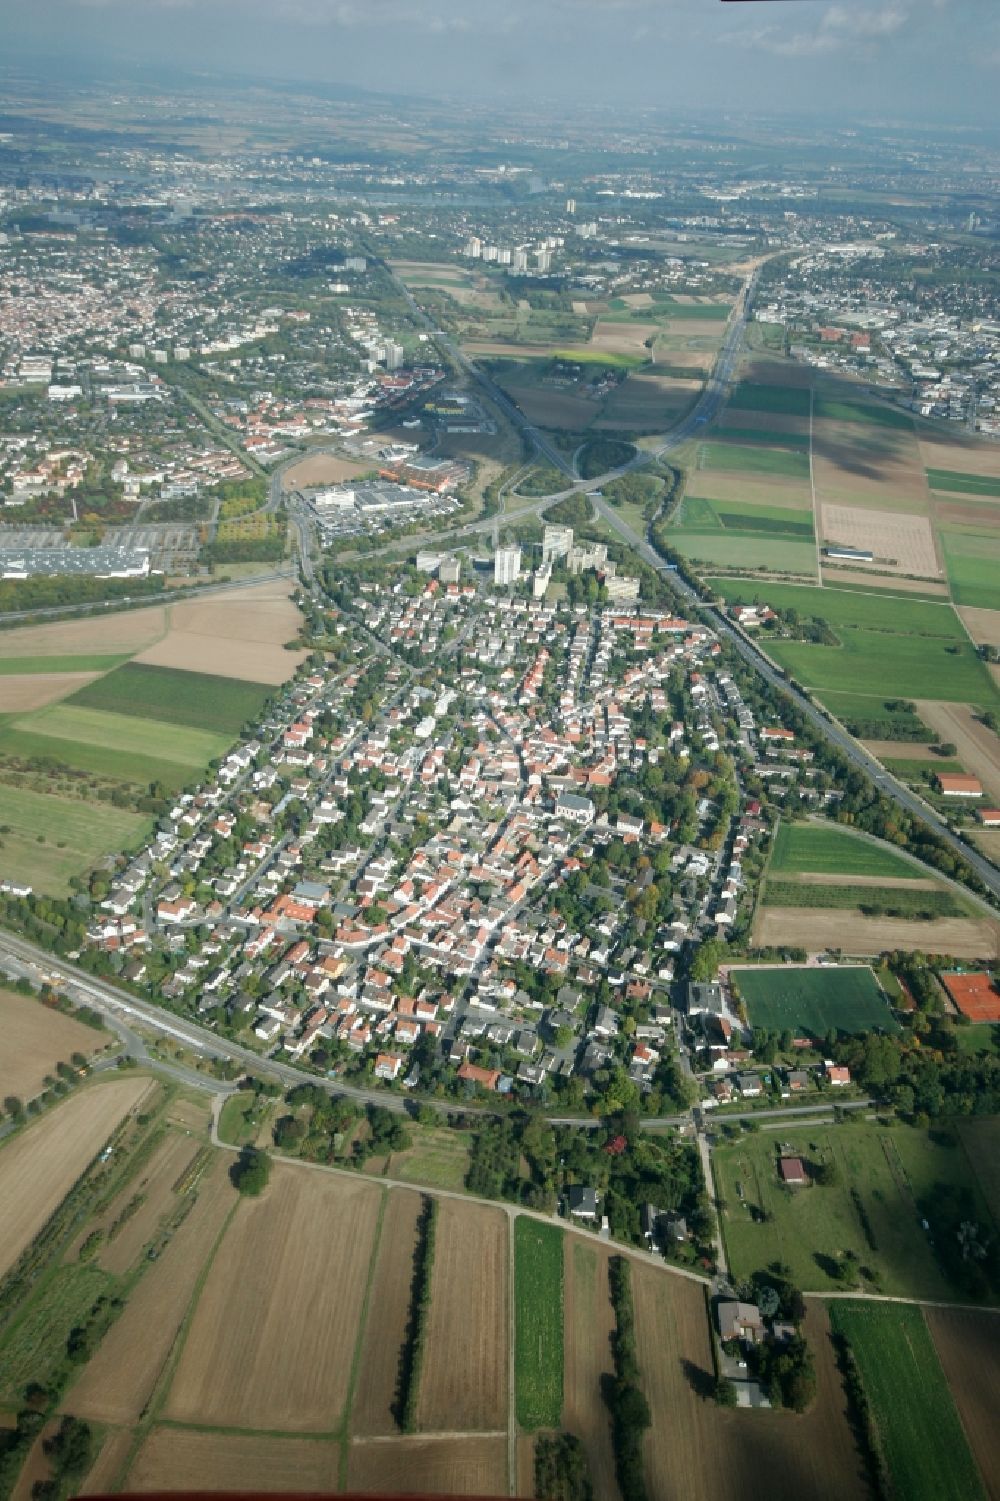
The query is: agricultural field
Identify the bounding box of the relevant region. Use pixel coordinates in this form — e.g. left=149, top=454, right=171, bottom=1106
left=0, top=988, right=108, bottom=1103
left=164, top=1166, right=382, bottom=1432
left=415, top=1199, right=508, bottom=1432
left=0, top=1077, right=151, bottom=1279
left=561, top=1241, right=616, bottom=1501
left=924, top=1307, right=1000, bottom=1500
left=631, top=1267, right=866, bottom=1501
left=513, top=1219, right=563, bottom=1430
left=913, top=700, right=1000, bottom=806
left=714, top=1122, right=987, bottom=1300
left=730, top=965, right=899, bottom=1036
left=346, top=1435, right=508, bottom=1497
left=0, top=703, right=231, bottom=781
left=0, top=782, right=152, bottom=897
left=769, top=822, right=920, bottom=879
left=67, top=1153, right=237, bottom=1425
left=132, top=580, right=307, bottom=685
left=698, top=441, right=810, bottom=479
left=66, top=662, right=270, bottom=735
left=0, top=671, right=105, bottom=714
left=93, top=1133, right=203, bottom=1276
left=0, top=586, right=297, bottom=893
left=126, top=1429, right=341, bottom=1495
left=351, top=1188, right=424, bottom=1436
left=828, top=1301, right=986, bottom=1501
left=753, top=907, right=1000, bottom=959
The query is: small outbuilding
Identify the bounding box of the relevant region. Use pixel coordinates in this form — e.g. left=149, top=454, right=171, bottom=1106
left=779, top=1156, right=808, bottom=1187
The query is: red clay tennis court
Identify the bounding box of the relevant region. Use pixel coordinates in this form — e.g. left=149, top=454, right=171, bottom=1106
left=941, top=972, right=1000, bottom=1023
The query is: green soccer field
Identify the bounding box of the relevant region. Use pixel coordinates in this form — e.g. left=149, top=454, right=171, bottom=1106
left=731, top=965, right=899, bottom=1036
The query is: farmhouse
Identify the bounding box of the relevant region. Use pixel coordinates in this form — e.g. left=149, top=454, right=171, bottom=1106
left=567, top=1185, right=599, bottom=1220
left=718, top=1300, right=764, bottom=1344
left=976, top=807, right=1000, bottom=827
left=936, top=772, right=983, bottom=798
left=779, top=1156, right=808, bottom=1186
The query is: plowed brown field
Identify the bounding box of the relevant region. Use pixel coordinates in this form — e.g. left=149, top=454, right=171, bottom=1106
left=925, top=1307, right=1000, bottom=1500
left=0, top=673, right=100, bottom=712
left=347, top=1436, right=507, bottom=1496
left=66, top=1154, right=235, bottom=1425
left=79, top=1430, right=134, bottom=1495
left=415, top=1200, right=508, bottom=1433
left=127, top=1428, right=341, bottom=1493
left=133, top=580, right=305, bottom=685
left=352, top=1188, right=424, bottom=1435
left=164, top=1166, right=381, bottom=1432
left=0, top=988, right=107, bottom=1103
left=0, top=1078, right=150, bottom=1279
left=632, top=1271, right=867, bottom=1500
left=562, top=1241, right=616, bottom=1501
left=754, top=907, right=999, bottom=959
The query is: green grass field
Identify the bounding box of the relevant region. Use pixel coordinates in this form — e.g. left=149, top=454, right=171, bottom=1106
left=0, top=783, right=152, bottom=896
left=6, top=704, right=232, bottom=771
left=956, top=1116, right=1000, bottom=1222
left=514, top=1218, right=564, bottom=1430
left=762, top=882, right=965, bottom=918
left=727, top=383, right=811, bottom=416
left=679, top=498, right=813, bottom=538
left=703, top=578, right=964, bottom=637
left=714, top=1124, right=978, bottom=1300
left=940, top=528, right=1000, bottom=610
left=766, top=629, right=999, bottom=707
left=0, top=654, right=130, bottom=676
left=390, top=1127, right=473, bottom=1192
left=66, top=663, right=270, bottom=736
left=770, top=822, right=919, bottom=878
left=809, top=691, right=931, bottom=737
left=666, top=530, right=817, bottom=575
left=718, top=426, right=809, bottom=451
left=926, top=468, right=1000, bottom=497
left=0, top=726, right=197, bottom=792
left=699, top=442, right=810, bottom=479
left=814, top=396, right=914, bottom=429
left=827, top=1302, right=985, bottom=1501
left=732, top=964, right=898, bottom=1036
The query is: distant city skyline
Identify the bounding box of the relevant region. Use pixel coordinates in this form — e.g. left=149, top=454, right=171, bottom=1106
left=4, top=0, right=999, bottom=127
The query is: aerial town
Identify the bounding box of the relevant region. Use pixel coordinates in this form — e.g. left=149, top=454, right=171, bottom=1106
left=0, top=45, right=999, bottom=1501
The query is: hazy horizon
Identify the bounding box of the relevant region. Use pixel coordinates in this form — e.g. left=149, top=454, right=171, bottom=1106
left=2, top=0, right=998, bottom=127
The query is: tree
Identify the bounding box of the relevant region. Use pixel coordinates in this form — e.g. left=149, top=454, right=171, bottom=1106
left=231, top=1146, right=270, bottom=1196
left=714, top=1376, right=738, bottom=1407
left=3, top=1095, right=23, bottom=1119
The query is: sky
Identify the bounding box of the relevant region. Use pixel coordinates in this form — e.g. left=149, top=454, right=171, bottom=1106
left=3, top=0, right=999, bottom=125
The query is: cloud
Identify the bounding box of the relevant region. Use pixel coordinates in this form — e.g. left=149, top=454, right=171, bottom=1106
left=730, top=1, right=909, bottom=59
